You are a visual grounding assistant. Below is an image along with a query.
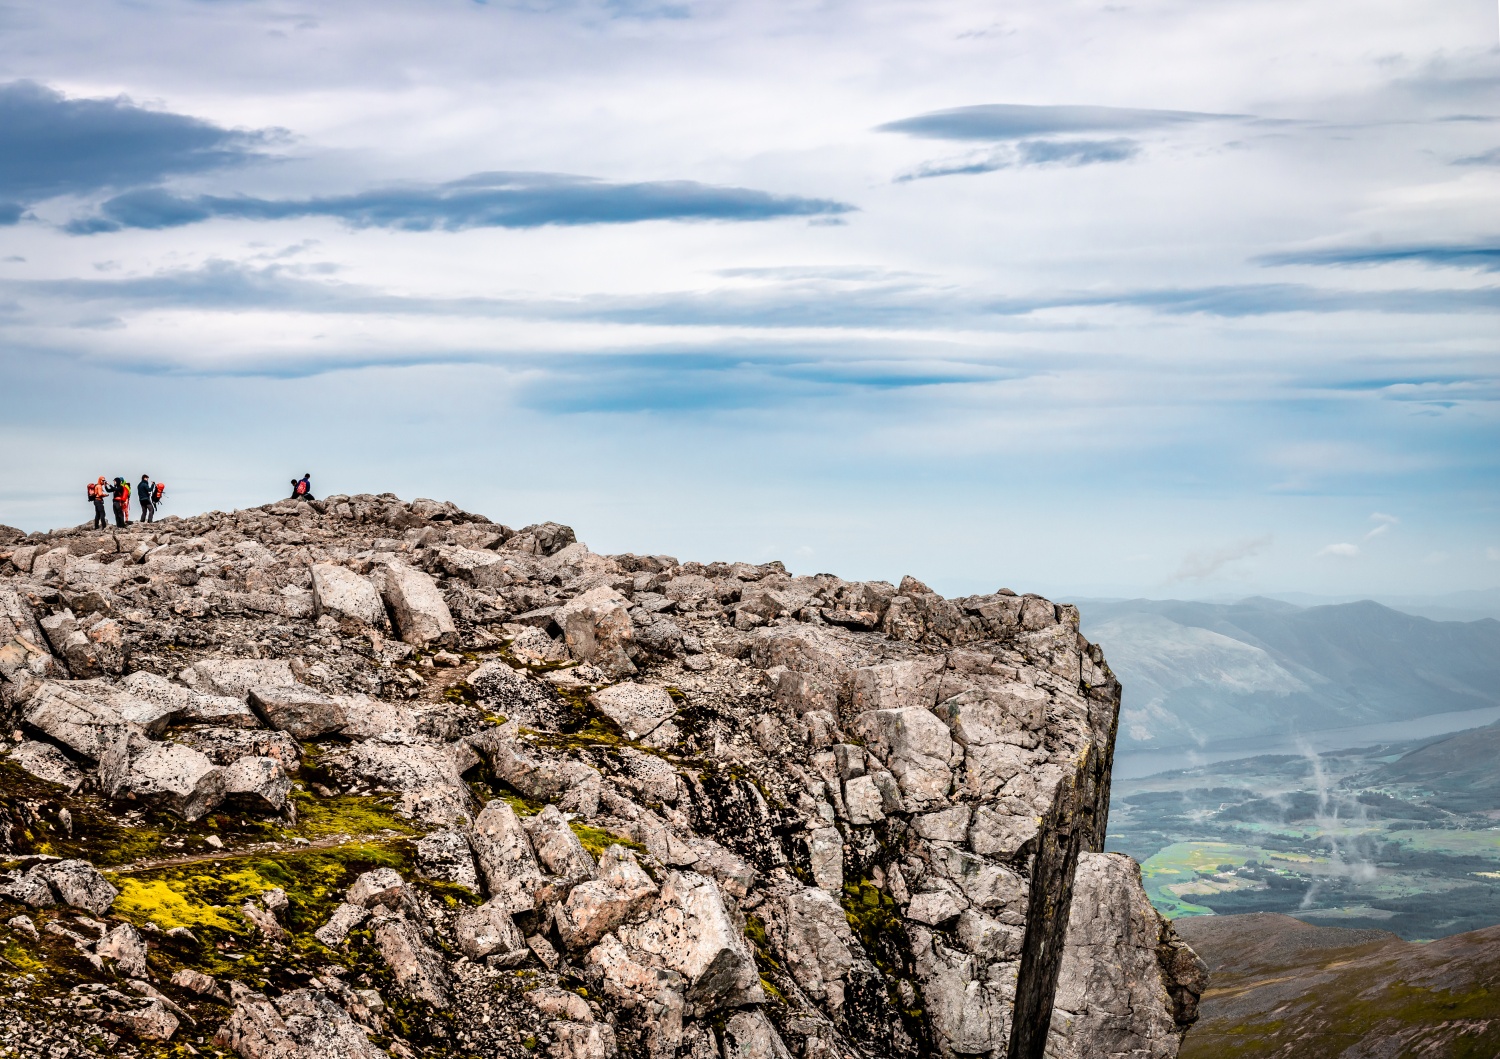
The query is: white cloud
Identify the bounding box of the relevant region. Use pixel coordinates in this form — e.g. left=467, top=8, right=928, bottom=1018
left=1364, top=512, right=1399, bottom=539
left=1317, top=542, right=1360, bottom=558
left=1170, top=534, right=1273, bottom=582
left=1487, top=547, right=1500, bottom=562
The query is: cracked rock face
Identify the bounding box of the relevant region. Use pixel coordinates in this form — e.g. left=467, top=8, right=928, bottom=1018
left=0, top=494, right=1200, bottom=1059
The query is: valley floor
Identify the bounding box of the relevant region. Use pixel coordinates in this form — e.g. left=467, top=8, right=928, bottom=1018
left=1105, top=723, right=1500, bottom=940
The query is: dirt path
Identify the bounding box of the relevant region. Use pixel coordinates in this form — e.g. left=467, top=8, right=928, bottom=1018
left=107, top=830, right=404, bottom=874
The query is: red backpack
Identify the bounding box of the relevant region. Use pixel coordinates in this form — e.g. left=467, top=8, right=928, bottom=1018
left=87, top=482, right=101, bottom=500
left=153, top=482, right=165, bottom=502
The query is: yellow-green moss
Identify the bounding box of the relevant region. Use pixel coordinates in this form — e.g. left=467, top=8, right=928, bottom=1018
left=501, top=790, right=543, bottom=817
left=569, top=822, right=645, bottom=860
left=286, top=791, right=417, bottom=840
left=108, top=840, right=409, bottom=938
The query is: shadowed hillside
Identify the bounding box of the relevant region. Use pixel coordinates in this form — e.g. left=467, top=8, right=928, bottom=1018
left=1178, top=912, right=1500, bottom=1058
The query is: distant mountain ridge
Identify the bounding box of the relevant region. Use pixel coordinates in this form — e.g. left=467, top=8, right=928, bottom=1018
left=1075, top=596, right=1500, bottom=751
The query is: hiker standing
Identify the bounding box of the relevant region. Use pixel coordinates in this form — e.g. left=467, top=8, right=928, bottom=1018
left=107, top=478, right=129, bottom=528
left=138, top=475, right=155, bottom=524
left=290, top=474, right=314, bottom=501
left=88, top=477, right=107, bottom=529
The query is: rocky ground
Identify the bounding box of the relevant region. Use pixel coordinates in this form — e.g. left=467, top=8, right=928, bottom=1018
left=0, top=494, right=1203, bottom=1059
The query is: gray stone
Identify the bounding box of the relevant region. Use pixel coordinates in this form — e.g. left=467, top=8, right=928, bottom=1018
left=842, top=774, right=885, bottom=825
left=911, top=925, right=1012, bottom=1056
left=550, top=1020, right=618, bottom=1059
left=171, top=968, right=227, bottom=1001
left=187, top=657, right=297, bottom=698
left=313, top=902, right=369, bottom=947
left=907, top=889, right=966, bottom=927
left=851, top=706, right=959, bottom=809
left=615, top=871, right=761, bottom=1011
left=377, top=560, right=457, bottom=647
left=525, top=804, right=597, bottom=886
left=454, top=898, right=527, bottom=960
left=913, top=805, right=972, bottom=843
left=337, top=693, right=421, bottom=741
left=22, top=680, right=129, bottom=760
left=526, top=985, right=593, bottom=1023
left=374, top=916, right=452, bottom=1007
left=121, top=670, right=258, bottom=729
left=324, top=738, right=472, bottom=826
left=249, top=685, right=348, bottom=739
left=39, top=610, right=100, bottom=677
left=722, top=1010, right=794, bottom=1059
left=0, top=868, right=54, bottom=908
left=472, top=726, right=602, bottom=816
left=346, top=867, right=406, bottom=910
left=176, top=726, right=301, bottom=768
left=112, top=741, right=226, bottom=820
left=557, top=586, right=636, bottom=679
left=217, top=985, right=385, bottom=1059
left=1047, top=853, right=1205, bottom=1059
left=468, top=799, right=544, bottom=913
left=97, top=921, right=150, bottom=978
left=416, top=828, right=481, bottom=893
left=8, top=739, right=85, bottom=792
left=806, top=827, right=843, bottom=892
left=310, top=563, right=388, bottom=628
left=969, top=805, right=1040, bottom=857
left=222, top=755, right=292, bottom=811
left=104, top=999, right=179, bottom=1041
left=588, top=683, right=677, bottom=741
left=38, top=859, right=118, bottom=915
left=774, top=886, right=854, bottom=1012
left=507, top=625, right=569, bottom=664
left=556, top=845, right=658, bottom=950
left=242, top=899, right=290, bottom=942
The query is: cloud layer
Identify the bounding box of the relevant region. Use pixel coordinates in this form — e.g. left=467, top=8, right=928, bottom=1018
left=877, top=103, right=1240, bottom=141
left=69, top=173, right=854, bottom=233
left=0, top=1, right=1495, bottom=599
left=0, top=80, right=272, bottom=211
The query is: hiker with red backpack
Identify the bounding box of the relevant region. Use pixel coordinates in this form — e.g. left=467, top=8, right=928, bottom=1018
left=87, top=477, right=108, bottom=529
left=290, top=474, right=314, bottom=501
left=138, top=475, right=156, bottom=523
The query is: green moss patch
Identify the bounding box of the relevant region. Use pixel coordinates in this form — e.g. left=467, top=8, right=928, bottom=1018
left=286, top=790, right=418, bottom=840
left=568, top=822, right=644, bottom=861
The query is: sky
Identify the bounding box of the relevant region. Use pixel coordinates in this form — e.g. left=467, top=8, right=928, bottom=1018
left=0, top=0, right=1496, bottom=601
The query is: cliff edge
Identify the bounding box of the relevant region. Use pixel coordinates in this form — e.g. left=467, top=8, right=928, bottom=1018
left=0, top=494, right=1204, bottom=1059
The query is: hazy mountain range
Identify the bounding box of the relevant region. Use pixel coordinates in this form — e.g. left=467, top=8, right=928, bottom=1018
left=1075, top=596, right=1500, bottom=752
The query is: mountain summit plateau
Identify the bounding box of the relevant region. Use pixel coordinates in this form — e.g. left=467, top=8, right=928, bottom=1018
left=0, top=495, right=1203, bottom=1059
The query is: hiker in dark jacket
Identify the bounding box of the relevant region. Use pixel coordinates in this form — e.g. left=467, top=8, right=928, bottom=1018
left=290, top=474, right=314, bottom=501
left=138, top=475, right=155, bottom=523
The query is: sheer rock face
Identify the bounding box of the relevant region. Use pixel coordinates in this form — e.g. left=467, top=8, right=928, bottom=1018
left=0, top=495, right=1200, bottom=1059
